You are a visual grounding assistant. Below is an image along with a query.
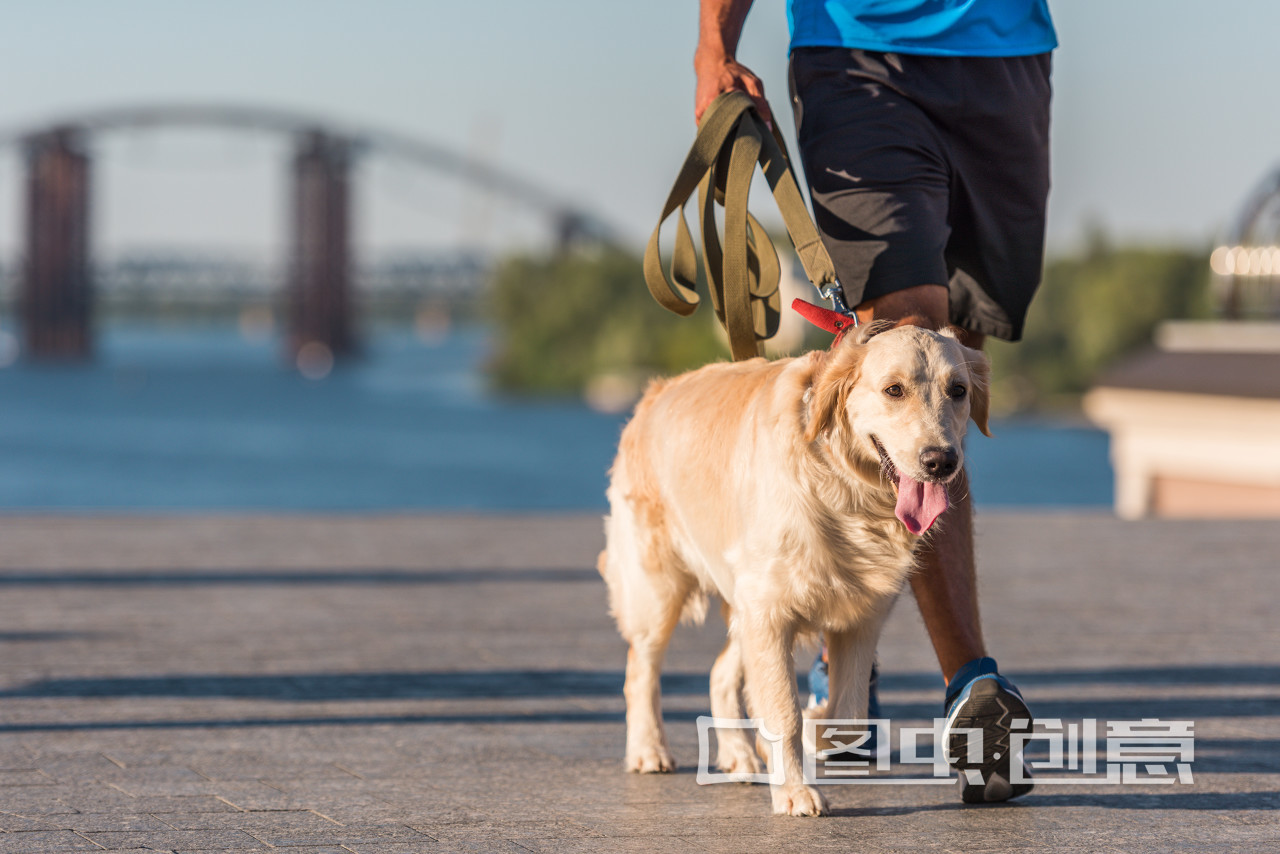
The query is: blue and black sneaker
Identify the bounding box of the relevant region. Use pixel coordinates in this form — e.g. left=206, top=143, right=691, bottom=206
left=807, top=651, right=882, bottom=756
left=942, top=657, right=1034, bottom=803
left=807, top=650, right=829, bottom=709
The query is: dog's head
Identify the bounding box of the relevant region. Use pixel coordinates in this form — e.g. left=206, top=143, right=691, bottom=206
left=805, top=322, right=991, bottom=535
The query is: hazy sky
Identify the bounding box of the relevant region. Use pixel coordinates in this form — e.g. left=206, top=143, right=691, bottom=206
left=0, top=0, right=1277, bottom=259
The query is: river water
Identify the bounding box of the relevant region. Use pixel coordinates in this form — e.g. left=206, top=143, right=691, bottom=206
left=0, top=324, right=1112, bottom=512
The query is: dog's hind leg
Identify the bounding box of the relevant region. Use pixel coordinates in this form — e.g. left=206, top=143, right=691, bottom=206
left=821, top=598, right=896, bottom=754
left=624, top=614, right=680, bottom=773
left=709, top=602, right=763, bottom=779
left=604, top=491, right=690, bottom=774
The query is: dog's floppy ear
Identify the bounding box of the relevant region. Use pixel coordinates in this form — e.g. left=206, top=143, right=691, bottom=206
left=964, top=346, right=992, bottom=438
left=805, top=339, right=865, bottom=442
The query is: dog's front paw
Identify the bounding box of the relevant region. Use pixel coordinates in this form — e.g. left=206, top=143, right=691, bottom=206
left=771, top=783, right=829, bottom=816
left=626, top=745, right=676, bottom=773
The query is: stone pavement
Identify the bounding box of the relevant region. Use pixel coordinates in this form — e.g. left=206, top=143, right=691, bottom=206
left=0, top=513, right=1276, bottom=853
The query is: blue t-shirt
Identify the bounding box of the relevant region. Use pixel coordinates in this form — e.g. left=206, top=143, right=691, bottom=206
left=788, top=0, right=1057, bottom=56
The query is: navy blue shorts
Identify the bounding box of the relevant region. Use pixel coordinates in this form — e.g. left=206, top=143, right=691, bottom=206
left=788, top=48, right=1052, bottom=341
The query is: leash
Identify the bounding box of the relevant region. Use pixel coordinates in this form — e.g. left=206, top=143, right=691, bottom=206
left=644, top=91, right=859, bottom=360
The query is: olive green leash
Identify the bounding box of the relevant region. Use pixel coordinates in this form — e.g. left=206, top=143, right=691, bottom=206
left=643, top=91, right=854, bottom=361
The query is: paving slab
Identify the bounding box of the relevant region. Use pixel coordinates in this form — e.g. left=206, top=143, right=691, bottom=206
left=0, top=513, right=1276, bottom=852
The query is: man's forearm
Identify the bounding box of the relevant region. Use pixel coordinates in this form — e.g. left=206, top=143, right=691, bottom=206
left=693, top=0, right=770, bottom=125
left=696, top=0, right=755, bottom=67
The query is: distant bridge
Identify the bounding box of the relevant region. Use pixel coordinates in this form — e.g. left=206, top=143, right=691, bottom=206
left=1210, top=165, right=1280, bottom=318
left=0, top=104, right=616, bottom=362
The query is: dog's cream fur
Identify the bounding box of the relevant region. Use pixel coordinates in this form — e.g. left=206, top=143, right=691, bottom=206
left=599, top=323, right=990, bottom=816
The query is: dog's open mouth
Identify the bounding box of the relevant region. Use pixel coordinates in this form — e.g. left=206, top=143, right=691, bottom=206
left=871, top=435, right=950, bottom=536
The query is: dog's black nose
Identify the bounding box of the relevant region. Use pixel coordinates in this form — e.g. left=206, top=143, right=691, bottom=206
left=920, top=447, right=959, bottom=479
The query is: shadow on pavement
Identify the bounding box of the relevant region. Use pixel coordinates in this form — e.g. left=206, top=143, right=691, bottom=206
left=827, top=789, right=1280, bottom=816
left=2, top=662, right=1276, bottom=780
left=1018, top=790, right=1280, bottom=810
left=4, top=666, right=1277, bottom=724
left=0, top=567, right=601, bottom=587
left=1, top=668, right=672, bottom=700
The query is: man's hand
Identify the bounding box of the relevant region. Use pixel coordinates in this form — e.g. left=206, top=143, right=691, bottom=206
left=694, top=53, right=773, bottom=128
left=694, top=0, right=772, bottom=128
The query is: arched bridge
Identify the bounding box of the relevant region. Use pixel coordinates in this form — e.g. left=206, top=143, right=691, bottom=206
left=0, top=104, right=616, bottom=362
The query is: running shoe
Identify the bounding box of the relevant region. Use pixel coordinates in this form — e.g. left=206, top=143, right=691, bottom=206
left=942, top=657, right=1035, bottom=803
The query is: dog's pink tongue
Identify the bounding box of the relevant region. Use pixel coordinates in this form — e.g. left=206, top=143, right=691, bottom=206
left=895, top=474, right=950, bottom=535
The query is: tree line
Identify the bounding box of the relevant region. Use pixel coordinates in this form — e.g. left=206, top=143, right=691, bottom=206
left=488, top=235, right=1212, bottom=415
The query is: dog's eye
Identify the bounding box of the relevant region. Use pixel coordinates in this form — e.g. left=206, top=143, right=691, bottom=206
left=949, top=384, right=968, bottom=399
left=884, top=384, right=904, bottom=398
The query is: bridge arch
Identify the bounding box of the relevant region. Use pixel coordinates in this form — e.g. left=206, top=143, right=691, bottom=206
left=0, top=104, right=615, bottom=362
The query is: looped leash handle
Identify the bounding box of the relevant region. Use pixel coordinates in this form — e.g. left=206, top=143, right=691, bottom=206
left=644, top=91, right=844, bottom=361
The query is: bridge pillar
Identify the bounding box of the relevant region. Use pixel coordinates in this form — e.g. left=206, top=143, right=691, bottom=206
left=553, top=211, right=587, bottom=255
left=21, top=128, right=92, bottom=360
left=288, top=131, right=355, bottom=364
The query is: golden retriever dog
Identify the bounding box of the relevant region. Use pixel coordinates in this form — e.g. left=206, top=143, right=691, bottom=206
left=598, top=320, right=990, bottom=816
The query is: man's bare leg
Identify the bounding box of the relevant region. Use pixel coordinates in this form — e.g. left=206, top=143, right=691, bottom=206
left=850, top=284, right=1033, bottom=803
left=852, top=284, right=986, bottom=684
left=909, top=473, right=982, bottom=683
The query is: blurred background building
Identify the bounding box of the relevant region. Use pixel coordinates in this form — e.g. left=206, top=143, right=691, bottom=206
left=1086, top=167, right=1280, bottom=518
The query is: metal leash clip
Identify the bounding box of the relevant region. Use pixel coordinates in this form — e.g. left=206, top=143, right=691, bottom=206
left=818, top=280, right=859, bottom=327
